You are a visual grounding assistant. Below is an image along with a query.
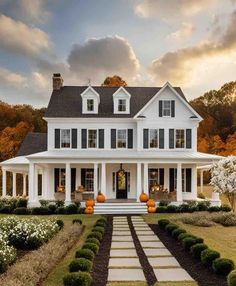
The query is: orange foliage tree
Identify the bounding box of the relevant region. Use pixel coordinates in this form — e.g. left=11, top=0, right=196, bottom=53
left=101, top=75, right=127, bottom=87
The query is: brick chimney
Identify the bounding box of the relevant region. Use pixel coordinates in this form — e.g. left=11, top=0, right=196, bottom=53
left=52, top=73, right=63, bottom=90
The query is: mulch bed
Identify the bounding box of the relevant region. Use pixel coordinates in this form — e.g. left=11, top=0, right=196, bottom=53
left=128, top=216, right=157, bottom=286
left=91, top=216, right=113, bottom=286
left=150, top=224, right=227, bottom=286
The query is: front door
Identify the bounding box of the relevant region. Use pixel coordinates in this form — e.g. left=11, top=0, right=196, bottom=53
left=116, top=171, right=127, bottom=199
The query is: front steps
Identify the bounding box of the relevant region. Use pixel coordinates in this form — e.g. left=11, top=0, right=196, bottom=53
left=94, top=202, right=148, bottom=214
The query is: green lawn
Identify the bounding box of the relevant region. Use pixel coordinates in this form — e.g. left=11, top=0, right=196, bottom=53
left=107, top=282, right=197, bottom=286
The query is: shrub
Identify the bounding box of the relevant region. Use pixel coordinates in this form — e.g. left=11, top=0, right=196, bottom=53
left=0, top=205, right=11, bottom=214
left=190, top=243, right=208, bottom=259
left=69, top=258, right=92, bottom=272
left=56, top=207, right=66, bottom=214
left=63, top=272, right=92, bottom=286
left=201, top=249, right=220, bottom=266
left=87, top=231, right=102, bottom=242
left=78, top=207, right=85, bottom=214
left=159, top=200, right=170, bottom=206
left=82, top=243, right=99, bottom=254
left=74, top=200, right=81, bottom=208
left=209, top=206, right=221, bottom=212
left=211, top=213, right=236, bottom=226
left=85, top=238, right=100, bottom=246
left=156, top=206, right=167, bottom=213
left=66, top=204, right=78, bottom=214
left=55, top=200, right=65, bottom=208
left=75, top=249, right=95, bottom=261
left=39, top=200, right=49, bottom=207
left=221, top=205, right=232, bottom=212
left=92, top=226, right=105, bottom=235
left=95, top=220, right=106, bottom=227
left=13, top=207, right=29, bottom=215
left=56, top=219, right=64, bottom=230
left=96, top=217, right=107, bottom=224
left=166, top=205, right=178, bottom=213
left=72, top=219, right=82, bottom=225
left=178, top=232, right=194, bottom=241
left=228, top=269, right=236, bottom=286
left=48, top=204, right=57, bottom=214
left=182, top=237, right=203, bottom=250
left=158, top=219, right=170, bottom=229
left=181, top=214, right=215, bottom=227
left=172, top=228, right=186, bottom=239
left=212, top=258, right=235, bottom=276
left=179, top=204, right=191, bottom=213
left=31, top=207, right=50, bottom=215
left=165, top=223, right=179, bottom=234
left=16, top=198, right=28, bottom=208
left=197, top=201, right=210, bottom=211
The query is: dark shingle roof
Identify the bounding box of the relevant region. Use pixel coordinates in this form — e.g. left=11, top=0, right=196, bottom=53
left=45, top=86, right=187, bottom=118
left=17, top=133, right=47, bottom=156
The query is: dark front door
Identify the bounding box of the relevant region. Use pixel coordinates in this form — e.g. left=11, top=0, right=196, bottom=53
left=116, top=171, right=127, bottom=199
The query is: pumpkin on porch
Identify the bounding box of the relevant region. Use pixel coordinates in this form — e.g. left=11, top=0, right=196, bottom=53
left=139, top=192, right=149, bottom=202
left=85, top=206, right=94, bottom=214
left=86, top=199, right=95, bottom=207
left=148, top=206, right=156, bottom=213
left=146, top=199, right=155, bottom=207
left=96, top=192, right=105, bottom=203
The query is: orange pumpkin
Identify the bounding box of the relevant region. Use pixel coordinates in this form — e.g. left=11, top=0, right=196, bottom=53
left=139, top=192, right=149, bottom=202
left=146, top=199, right=155, bottom=207
left=86, top=199, right=95, bottom=207
left=148, top=206, right=156, bottom=213
left=96, top=193, right=105, bottom=203
left=85, top=206, right=94, bottom=214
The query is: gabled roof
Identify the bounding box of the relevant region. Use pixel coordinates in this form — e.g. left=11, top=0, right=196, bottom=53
left=44, top=86, right=188, bottom=118
left=16, top=133, right=47, bottom=156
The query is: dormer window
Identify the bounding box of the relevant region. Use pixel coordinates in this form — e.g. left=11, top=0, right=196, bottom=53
left=118, top=99, right=126, bottom=112
left=87, top=99, right=94, bottom=112
left=113, top=87, right=131, bottom=114
left=81, top=86, right=100, bottom=114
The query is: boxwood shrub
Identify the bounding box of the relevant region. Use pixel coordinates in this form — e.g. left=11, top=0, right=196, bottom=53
left=82, top=243, right=99, bottom=254
left=15, top=198, right=27, bottom=208
left=63, top=272, right=92, bottom=286
left=165, top=223, right=179, bottom=234
left=158, top=219, right=170, bottom=229
left=178, top=232, right=195, bottom=241
left=156, top=206, right=167, bottom=213
left=221, top=205, right=232, bottom=212
left=56, top=207, right=66, bottom=214
left=172, top=228, right=186, bottom=239
left=48, top=204, right=57, bottom=214
left=85, top=238, right=100, bottom=246
left=166, top=205, right=179, bottom=213
left=182, top=237, right=203, bottom=251
left=92, top=226, right=105, bottom=235
left=66, top=204, right=78, bottom=214
left=31, top=207, right=50, bottom=215
left=69, top=258, right=92, bottom=272
left=95, top=221, right=106, bottom=228
left=96, top=217, right=107, bottom=224
left=87, top=231, right=102, bottom=242
left=13, top=207, right=29, bottom=215
left=208, top=206, right=221, bottom=212
left=201, top=249, right=220, bottom=266
left=75, top=249, right=95, bottom=261
left=190, top=243, right=208, bottom=258
left=212, top=258, right=235, bottom=276
left=227, top=269, right=236, bottom=286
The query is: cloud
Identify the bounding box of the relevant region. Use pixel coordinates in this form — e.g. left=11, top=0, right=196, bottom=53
left=0, top=67, right=27, bottom=88
left=149, top=10, right=236, bottom=86
left=135, top=0, right=217, bottom=19
left=167, top=22, right=195, bottom=41
left=0, top=14, right=51, bottom=58
left=67, top=36, right=140, bottom=84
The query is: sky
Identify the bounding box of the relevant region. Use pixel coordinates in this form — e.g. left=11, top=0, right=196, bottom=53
left=0, top=0, right=236, bottom=107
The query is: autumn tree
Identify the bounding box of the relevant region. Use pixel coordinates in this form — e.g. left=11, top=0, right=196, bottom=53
left=102, top=75, right=127, bottom=87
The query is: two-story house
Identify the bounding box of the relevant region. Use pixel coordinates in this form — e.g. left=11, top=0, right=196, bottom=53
left=0, top=74, right=223, bottom=213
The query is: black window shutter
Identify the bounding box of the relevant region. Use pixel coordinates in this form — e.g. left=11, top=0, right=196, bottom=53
left=54, top=168, right=59, bottom=192
left=169, top=168, right=175, bottom=192
left=81, top=169, right=86, bottom=187
left=55, top=129, right=60, bottom=149
left=143, top=129, right=149, bottom=149
left=186, top=129, right=192, bottom=149
left=186, top=168, right=192, bottom=192
left=171, top=100, right=175, bottom=117
left=159, top=168, right=164, bottom=185
left=81, top=129, right=87, bottom=149
left=169, top=129, right=174, bottom=149
left=159, top=129, right=164, bottom=149
left=159, top=100, right=163, bottom=117
left=128, top=129, right=133, bottom=149
left=71, top=168, right=76, bottom=192
left=111, top=129, right=116, bottom=149
left=72, top=129, right=77, bottom=149
left=99, top=129, right=104, bottom=149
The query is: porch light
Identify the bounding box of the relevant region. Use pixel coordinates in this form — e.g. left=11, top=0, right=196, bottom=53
left=118, top=163, right=125, bottom=177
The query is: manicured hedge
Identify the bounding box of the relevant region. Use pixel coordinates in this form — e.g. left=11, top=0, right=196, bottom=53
left=69, top=258, right=92, bottom=272
left=63, top=272, right=92, bottom=286
left=75, top=249, right=95, bottom=261
left=212, top=258, right=234, bottom=276
left=190, top=243, right=208, bottom=258
left=228, top=269, right=236, bottom=286
left=201, top=249, right=220, bottom=266
left=158, top=219, right=170, bottom=229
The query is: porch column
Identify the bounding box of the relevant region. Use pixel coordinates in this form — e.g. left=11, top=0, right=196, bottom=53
left=12, top=172, right=16, bottom=197
left=23, top=173, right=27, bottom=197
left=94, top=163, right=98, bottom=199
left=28, top=162, right=35, bottom=204
left=176, top=163, right=183, bottom=202
left=101, top=162, right=106, bottom=197
left=65, top=163, right=71, bottom=203
left=143, top=163, right=148, bottom=193
left=2, top=168, right=6, bottom=197
left=136, top=162, right=142, bottom=202
left=200, top=169, right=204, bottom=194
left=192, top=165, right=197, bottom=199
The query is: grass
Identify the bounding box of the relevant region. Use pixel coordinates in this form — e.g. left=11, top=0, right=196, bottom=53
left=107, top=282, right=197, bottom=286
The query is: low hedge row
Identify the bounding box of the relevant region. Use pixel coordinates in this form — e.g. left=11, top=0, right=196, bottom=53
left=158, top=219, right=235, bottom=279
left=63, top=217, right=107, bottom=286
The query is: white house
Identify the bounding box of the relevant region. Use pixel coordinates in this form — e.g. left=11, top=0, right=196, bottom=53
left=0, top=74, right=223, bottom=213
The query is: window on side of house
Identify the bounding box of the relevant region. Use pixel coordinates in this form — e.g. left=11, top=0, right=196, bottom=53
left=61, top=129, right=71, bottom=148
left=117, top=129, right=127, bottom=148
left=175, top=129, right=185, bottom=148
left=149, top=129, right=158, bottom=148
left=118, top=99, right=126, bottom=112
left=88, top=129, right=97, bottom=148
left=162, top=100, right=171, bottom=117
left=87, top=99, right=94, bottom=111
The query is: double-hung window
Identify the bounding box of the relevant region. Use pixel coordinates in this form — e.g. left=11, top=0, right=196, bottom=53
left=162, top=100, right=171, bottom=117
left=88, top=129, right=97, bottom=148
left=117, top=129, right=127, bottom=148
left=118, top=99, right=126, bottom=112
left=149, top=129, right=158, bottom=148
left=87, top=99, right=94, bottom=111
left=61, top=129, right=71, bottom=148
left=175, top=129, right=185, bottom=148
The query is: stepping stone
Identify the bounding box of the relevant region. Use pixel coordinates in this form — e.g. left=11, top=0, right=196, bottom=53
left=109, top=257, right=141, bottom=267
left=132, top=222, right=146, bottom=225
left=138, top=235, right=160, bottom=241
left=108, top=268, right=146, bottom=282
left=111, top=241, right=135, bottom=249
left=110, top=249, right=137, bottom=258
left=144, top=248, right=171, bottom=257
left=140, top=241, right=165, bottom=248
left=113, top=222, right=129, bottom=225
left=148, top=257, right=180, bottom=267
left=113, top=231, right=131, bottom=236
left=154, top=268, right=194, bottom=282
left=113, top=224, right=129, bottom=228
left=136, top=231, right=154, bottom=235
left=113, top=227, right=130, bottom=230
left=112, top=236, right=133, bottom=242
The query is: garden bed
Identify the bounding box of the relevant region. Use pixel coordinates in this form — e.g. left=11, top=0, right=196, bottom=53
left=150, top=224, right=227, bottom=286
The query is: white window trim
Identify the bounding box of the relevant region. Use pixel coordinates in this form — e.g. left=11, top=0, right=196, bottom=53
left=60, top=129, right=71, bottom=149
left=86, top=99, right=94, bottom=112
left=175, top=129, right=185, bottom=149
left=87, top=129, right=98, bottom=149
left=149, top=129, right=159, bottom=149
left=116, top=129, right=127, bottom=149
left=162, top=100, right=171, bottom=118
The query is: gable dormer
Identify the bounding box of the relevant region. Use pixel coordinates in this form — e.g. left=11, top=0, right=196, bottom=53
left=113, top=87, right=131, bottom=114
left=81, top=86, right=100, bottom=114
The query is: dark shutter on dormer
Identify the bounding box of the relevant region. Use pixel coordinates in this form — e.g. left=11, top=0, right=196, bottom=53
left=169, top=129, right=174, bottom=149
left=55, top=129, right=60, bottom=149
left=186, top=168, right=192, bottom=192
left=159, top=168, right=164, bottom=185
left=111, top=129, right=116, bottom=149
left=99, top=129, right=104, bottom=149
left=171, top=100, right=175, bottom=117
left=186, top=129, right=192, bottom=149
left=81, top=129, right=87, bottom=149
left=143, top=129, right=149, bottom=149
left=159, top=100, right=163, bottom=117
left=72, top=129, right=77, bottom=149
left=128, top=129, right=133, bottom=149
left=159, top=129, right=164, bottom=149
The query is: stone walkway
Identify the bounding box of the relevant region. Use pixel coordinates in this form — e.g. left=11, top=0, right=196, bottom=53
left=107, top=216, right=194, bottom=285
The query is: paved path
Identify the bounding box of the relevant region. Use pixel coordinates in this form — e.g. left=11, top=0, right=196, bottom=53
left=107, top=216, right=194, bottom=285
